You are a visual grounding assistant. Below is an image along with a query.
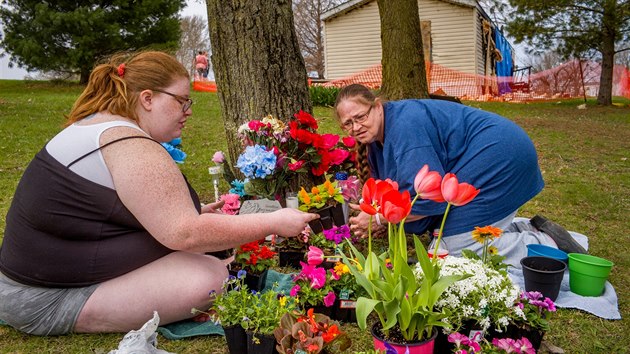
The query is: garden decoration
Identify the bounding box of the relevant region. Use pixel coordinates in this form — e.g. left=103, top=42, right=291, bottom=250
left=225, top=111, right=355, bottom=202
left=520, top=256, right=566, bottom=301
left=340, top=164, right=478, bottom=353
left=231, top=240, right=277, bottom=291
left=274, top=309, right=352, bottom=354
left=298, top=178, right=347, bottom=233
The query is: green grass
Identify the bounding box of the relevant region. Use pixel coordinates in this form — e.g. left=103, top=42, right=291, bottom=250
left=0, top=80, right=628, bottom=353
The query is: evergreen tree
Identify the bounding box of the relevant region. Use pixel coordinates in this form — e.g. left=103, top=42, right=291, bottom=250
left=505, top=0, right=630, bottom=105
left=0, top=0, right=185, bottom=83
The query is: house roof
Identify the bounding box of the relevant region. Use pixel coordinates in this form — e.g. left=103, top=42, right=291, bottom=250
left=322, top=0, right=478, bottom=21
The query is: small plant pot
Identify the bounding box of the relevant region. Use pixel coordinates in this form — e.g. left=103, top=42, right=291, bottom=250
left=278, top=249, right=305, bottom=268
left=520, top=256, right=566, bottom=301
left=246, top=331, right=278, bottom=354
left=223, top=324, right=248, bottom=354
left=502, top=324, right=545, bottom=351
left=308, top=205, right=343, bottom=233
left=526, top=244, right=568, bottom=264
left=330, top=203, right=346, bottom=226
left=568, top=253, right=614, bottom=296
left=371, top=322, right=437, bottom=354
left=334, top=299, right=357, bottom=323
left=434, top=320, right=483, bottom=353
left=228, top=268, right=268, bottom=292
left=307, top=303, right=336, bottom=319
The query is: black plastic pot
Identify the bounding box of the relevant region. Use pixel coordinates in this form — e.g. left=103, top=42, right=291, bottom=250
left=246, top=331, right=278, bottom=354
left=308, top=204, right=346, bottom=234
left=278, top=249, right=305, bottom=268
left=228, top=268, right=268, bottom=292
left=223, top=324, right=248, bottom=354
left=521, top=256, right=566, bottom=301
left=330, top=203, right=345, bottom=226
left=334, top=299, right=357, bottom=323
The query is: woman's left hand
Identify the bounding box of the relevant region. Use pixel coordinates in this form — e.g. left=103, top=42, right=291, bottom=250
left=201, top=200, right=225, bottom=214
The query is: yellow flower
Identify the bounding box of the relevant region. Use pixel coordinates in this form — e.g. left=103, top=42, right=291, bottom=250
left=279, top=295, right=288, bottom=307
left=471, top=226, right=503, bottom=244
left=488, top=246, right=499, bottom=255
left=334, top=262, right=350, bottom=276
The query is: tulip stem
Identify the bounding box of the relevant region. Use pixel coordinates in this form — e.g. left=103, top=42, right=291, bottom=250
left=432, top=202, right=452, bottom=263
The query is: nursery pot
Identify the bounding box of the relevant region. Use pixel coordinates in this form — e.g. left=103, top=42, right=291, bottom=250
left=526, top=244, right=568, bottom=264
left=371, top=322, right=437, bottom=354
left=228, top=269, right=268, bottom=292
left=330, top=203, right=346, bottom=226
left=278, top=249, right=305, bottom=268
left=223, top=324, right=248, bottom=354
left=334, top=299, right=357, bottom=323
left=246, top=331, right=278, bottom=354
left=568, top=253, right=614, bottom=297
left=520, top=256, right=566, bottom=301
left=502, top=324, right=545, bottom=351
left=434, top=320, right=484, bottom=353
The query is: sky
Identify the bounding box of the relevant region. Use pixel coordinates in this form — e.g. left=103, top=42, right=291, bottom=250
left=0, top=0, right=207, bottom=80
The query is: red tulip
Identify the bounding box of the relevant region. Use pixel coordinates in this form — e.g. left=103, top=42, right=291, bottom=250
left=360, top=178, right=396, bottom=215
left=413, top=164, right=445, bottom=203
left=381, top=189, right=412, bottom=224
left=307, top=246, right=324, bottom=266
left=441, top=173, right=480, bottom=206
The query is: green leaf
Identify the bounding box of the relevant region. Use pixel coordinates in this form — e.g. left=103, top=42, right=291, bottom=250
left=356, top=297, right=380, bottom=330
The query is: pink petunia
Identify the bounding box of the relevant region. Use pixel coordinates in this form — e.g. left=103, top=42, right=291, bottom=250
left=323, top=291, right=336, bottom=307
left=290, top=284, right=301, bottom=297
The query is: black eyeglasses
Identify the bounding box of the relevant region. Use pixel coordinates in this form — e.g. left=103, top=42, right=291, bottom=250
left=152, top=89, right=193, bottom=112
left=341, top=105, right=372, bottom=131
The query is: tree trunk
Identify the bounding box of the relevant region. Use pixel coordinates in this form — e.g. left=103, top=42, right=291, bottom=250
left=597, top=5, right=616, bottom=106
left=376, top=0, right=428, bottom=100
left=205, top=0, right=312, bottom=175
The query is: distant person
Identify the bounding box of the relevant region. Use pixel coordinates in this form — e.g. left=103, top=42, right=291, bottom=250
left=194, top=50, right=208, bottom=80
left=0, top=50, right=317, bottom=335
left=202, top=51, right=210, bottom=78
left=334, top=84, right=586, bottom=266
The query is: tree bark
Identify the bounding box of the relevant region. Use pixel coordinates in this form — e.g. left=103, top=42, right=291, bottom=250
left=376, top=0, right=428, bottom=100
left=205, top=0, right=311, bottom=173
left=597, top=3, right=616, bottom=106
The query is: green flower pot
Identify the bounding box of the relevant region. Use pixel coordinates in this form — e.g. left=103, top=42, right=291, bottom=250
left=568, top=253, right=614, bottom=297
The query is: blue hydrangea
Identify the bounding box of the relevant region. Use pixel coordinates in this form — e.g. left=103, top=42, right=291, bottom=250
left=236, top=144, right=276, bottom=179
left=161, top=140, right=187, bottom=164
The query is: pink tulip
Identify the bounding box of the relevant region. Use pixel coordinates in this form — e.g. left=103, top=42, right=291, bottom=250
left=212, top=151, right=225, bottom=164
left=323, top=291, right=336, bottom=307
left=441, top=173, right=480, bottom=206
left=413, top=164, right=445, bottom=202
left=307, top=246, right=324, bottom=266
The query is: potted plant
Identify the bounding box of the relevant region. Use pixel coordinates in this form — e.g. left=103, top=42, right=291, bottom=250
left=506, top=290, right=557, bottom=350
left=309, top=225, right=352, bottom=269
left=298, top=179, right=346, bottom=233
left=242, top=286, right=297, bottom=354
left=290, top=261, right=338, bottom=318
left=340, top=165, right=479, bottom=353
left=274, top=309, right=352, bottom=354
left=203, top=270, right=253, bottom=354
left=231, top=240, right=277, bottom=291
left=415, top=255, right=521, bottom=352
left=276, top=228, right=309, bottom=268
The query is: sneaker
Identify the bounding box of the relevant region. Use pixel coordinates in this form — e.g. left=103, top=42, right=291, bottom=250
left=530, top=215, right=588, bottom=254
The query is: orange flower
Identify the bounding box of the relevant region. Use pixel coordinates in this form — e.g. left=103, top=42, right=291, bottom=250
left=322, top=324, right=341, bottom=343
left=311, top=186, right=320, bottom=195
left=298, top=187, right=311, bottom=205
left=471, top=225, right=503, bottom=244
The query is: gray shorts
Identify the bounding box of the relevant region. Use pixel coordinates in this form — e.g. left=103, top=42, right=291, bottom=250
left=0, top=272, right=99, bottom=335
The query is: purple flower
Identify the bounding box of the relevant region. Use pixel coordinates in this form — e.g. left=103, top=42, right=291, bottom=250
left=323, top=291, right=336, bottom=307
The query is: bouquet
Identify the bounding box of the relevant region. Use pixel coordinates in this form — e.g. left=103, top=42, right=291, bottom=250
left=234, top=112, right=356, bottom=200
left=234, top=240, right=277, bottom=274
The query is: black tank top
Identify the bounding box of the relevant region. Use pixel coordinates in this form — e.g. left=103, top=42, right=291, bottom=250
left=0, top=139, right=201, bottom=287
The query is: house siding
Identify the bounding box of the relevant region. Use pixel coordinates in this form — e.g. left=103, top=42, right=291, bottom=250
left=323, top=0, right=482, bottom=80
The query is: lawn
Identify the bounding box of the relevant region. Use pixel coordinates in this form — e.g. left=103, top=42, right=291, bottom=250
left=0, top=80, right=628, bottom=353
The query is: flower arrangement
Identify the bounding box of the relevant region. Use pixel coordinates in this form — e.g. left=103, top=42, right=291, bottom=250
left=274, top=309, right=352, bottom=353
left=413, top=255, right=521, bottom=334
left=298, top=178, right=345, bottom=212
left=231, top=112, right=355, bottom=200
left=340, top=164, right=479, bottom=344
left=290, top=261, right=337, bottom=309
left=448, top=332, right=536, bottom=354
left=234, top=240, right=277, bottom=274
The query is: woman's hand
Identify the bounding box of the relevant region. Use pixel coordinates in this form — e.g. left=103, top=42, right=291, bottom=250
left=271, top=208, right=319, bottom=237
left=201, top=200, right=225, bottom=214
left=348, top=203, right=387, bottom=238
